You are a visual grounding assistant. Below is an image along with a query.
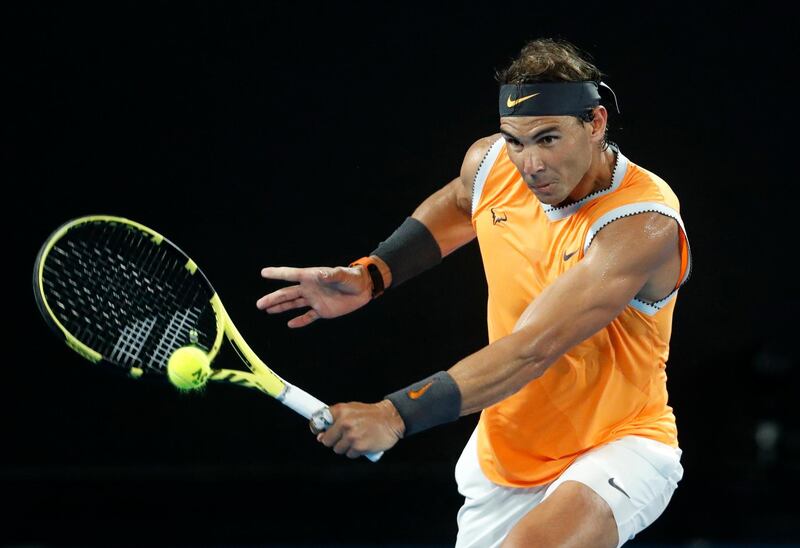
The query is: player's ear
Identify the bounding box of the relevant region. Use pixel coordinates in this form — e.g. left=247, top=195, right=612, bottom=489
left=588, top=106, right=607, bottom=145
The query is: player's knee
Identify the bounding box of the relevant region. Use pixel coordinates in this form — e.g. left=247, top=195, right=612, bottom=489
left=503, top=523, right=616, bottom=548
left=501, top=526, right=556, bottom=548
left=502, top=481, right=618, bottom=548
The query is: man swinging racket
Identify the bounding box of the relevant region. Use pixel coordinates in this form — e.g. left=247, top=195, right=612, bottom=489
left=257, top=38, right=691, bottom=547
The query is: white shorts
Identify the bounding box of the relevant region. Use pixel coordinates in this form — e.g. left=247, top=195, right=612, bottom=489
left=454, top=428, right=683, bottom=548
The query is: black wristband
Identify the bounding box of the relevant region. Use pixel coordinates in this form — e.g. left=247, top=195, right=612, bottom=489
left=384, top=371, right=462, bottom=437
left=371, top=217, right=442, bottom=288
left=363, top=263, right=384, bottom=298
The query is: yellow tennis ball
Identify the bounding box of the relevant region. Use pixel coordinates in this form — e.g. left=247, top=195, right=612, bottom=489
left=166, top=346, right=211, bottom=391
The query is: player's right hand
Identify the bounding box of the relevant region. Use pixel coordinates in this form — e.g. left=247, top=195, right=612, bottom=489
left=256, top=266, right=372, bottom=328
left=312, top=400, right=404, bottom=458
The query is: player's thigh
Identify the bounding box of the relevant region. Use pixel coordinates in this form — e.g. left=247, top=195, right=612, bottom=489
left=502, top=436, right=683, bottom=548
left=501, top=479, right=617, bottom=548
left=550, top=436, right=683, bottom=546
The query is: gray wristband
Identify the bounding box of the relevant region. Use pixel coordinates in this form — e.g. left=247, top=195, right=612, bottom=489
left=371, top=217, right=442, bottom=288
left=384, top=371, right=462, bottom=437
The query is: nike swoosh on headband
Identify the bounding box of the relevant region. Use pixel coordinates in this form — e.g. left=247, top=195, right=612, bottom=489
left=506, top=93, right=540, bottom=108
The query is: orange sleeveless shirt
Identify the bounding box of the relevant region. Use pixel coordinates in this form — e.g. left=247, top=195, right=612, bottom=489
left=470, top=139, right=691, bottom=487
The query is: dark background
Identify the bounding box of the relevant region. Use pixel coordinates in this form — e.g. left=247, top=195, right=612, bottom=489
left=4, top=3, right=797, bottom=546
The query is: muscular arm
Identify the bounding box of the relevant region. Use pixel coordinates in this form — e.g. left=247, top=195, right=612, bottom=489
left=450, top=212, right=682, bottom=414
left=314, top=211, right=682, bottom=456
left=259, top=136, right=498, bottom=328
left=409, top=136, right=498, bottom=257
left=371, top=135, right=498, bottom=287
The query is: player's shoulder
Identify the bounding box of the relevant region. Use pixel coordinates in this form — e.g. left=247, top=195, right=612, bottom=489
left=460, top=133, right=503, bottom=182
left=622, top=160, right=681, bottom=210
left=464, top=133, right=503, bottom=164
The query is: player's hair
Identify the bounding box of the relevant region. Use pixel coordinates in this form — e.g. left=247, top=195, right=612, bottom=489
left=497, top=38, right=611, bottom=149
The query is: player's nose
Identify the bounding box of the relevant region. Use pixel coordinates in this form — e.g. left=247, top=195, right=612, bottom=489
left=522, top=152, right=545, bottom=176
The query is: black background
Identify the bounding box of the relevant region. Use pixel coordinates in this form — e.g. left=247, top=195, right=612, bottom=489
left=4, top=3, right=798, bottom=546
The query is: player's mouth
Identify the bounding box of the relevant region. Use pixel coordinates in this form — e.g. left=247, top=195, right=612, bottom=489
left=528, top=181, right=554, bottom=192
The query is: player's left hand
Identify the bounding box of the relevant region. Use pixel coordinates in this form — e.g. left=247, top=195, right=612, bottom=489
left=311, top=400, right=405, bottom=458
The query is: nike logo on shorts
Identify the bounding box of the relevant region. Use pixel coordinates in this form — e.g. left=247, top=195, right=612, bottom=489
left=608, top=477, right=631, bottom=499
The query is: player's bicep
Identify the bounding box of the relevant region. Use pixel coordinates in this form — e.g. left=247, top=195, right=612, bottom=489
left=584, top=212, right=682, bottom=299
left=513, top=213, right=679, bottom=363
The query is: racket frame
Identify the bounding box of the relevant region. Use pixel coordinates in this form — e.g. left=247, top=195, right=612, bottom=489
left=33, top=214, right=382, bottom=461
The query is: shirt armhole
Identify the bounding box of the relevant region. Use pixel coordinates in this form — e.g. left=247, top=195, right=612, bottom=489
left=583, top=202, right=692, bottom=316
left=471, top=137, right=505, bottom=218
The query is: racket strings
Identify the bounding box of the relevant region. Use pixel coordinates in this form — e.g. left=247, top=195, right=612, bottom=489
left=41, top=221, right=217, bottom=373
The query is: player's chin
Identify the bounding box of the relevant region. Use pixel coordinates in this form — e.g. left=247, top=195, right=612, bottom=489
left=526, top=183, right=561, bottom=201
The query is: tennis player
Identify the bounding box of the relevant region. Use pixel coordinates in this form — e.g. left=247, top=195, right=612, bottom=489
left=257, top=38, right=690, bottom=547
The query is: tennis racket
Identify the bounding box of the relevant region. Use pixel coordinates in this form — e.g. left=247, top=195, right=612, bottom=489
left=33, top=214, right=382, bottom=462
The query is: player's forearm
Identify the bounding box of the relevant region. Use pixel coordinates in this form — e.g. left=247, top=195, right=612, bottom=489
left=448, top=328, right=554, bottom=415
left=450, top=260, right=642, bottom=415
left=355, top=179, right=474, bottom=295
left=360, top=182, right=472, bottom=294
left=411, top=178, right=476, bottom=257
left=382, top=327, right=557, bottom=437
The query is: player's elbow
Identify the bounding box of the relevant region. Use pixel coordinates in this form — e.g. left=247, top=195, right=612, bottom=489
left=512, top=328, right=564, bottom=382
left=523, top=351, right=555, bottom=382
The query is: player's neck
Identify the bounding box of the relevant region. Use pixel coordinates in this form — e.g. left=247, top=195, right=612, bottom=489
left=560, top=147, right=617, bottom=207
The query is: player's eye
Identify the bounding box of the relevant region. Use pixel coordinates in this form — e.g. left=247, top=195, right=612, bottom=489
left=539, top=135, right=558, bottom=145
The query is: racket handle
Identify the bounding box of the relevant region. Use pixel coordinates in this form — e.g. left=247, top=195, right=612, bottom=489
left=310, top=408, right=383, bottom=463
left=280, top=384, right=384, bottom=463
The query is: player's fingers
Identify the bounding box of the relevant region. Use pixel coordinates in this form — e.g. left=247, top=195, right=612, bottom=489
left=261, top=266, right=303, bottom=282
left=256, top=285, right=303, bottom=310
left=333, top=436, right=352, bottom=456
left=287, top=309, right=319, bottom=328
left=346, top=448, right=363, bottom=459
left=318, top=423, right=343, bottom=449
left=264, top=297, right=309, bottom=315
left=319, top=266, right=354, bottom=283
left=314, top=267, right=337, bottom=283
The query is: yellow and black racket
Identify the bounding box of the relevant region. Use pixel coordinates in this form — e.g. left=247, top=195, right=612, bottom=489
left=33, top=215, right=382, bottom=462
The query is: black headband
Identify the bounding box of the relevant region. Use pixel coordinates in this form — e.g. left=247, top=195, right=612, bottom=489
left=499, top=81, right=609, bottom=117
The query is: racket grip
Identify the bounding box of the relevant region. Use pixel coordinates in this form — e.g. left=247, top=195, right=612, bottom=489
left=310, top=408, right=384, bottom=463
left=280, top=384, right=384, bottom=462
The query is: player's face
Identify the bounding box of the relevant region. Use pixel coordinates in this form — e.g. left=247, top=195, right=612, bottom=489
left=499, top=115, right=595, bottom=206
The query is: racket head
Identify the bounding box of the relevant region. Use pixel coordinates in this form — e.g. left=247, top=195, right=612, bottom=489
left=33, top=215, right=224, bottom=381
